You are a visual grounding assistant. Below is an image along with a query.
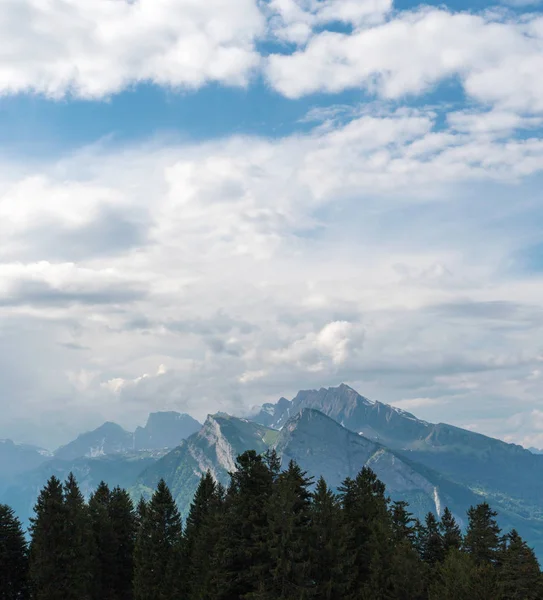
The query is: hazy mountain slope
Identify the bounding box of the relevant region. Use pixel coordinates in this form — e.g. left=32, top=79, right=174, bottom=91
left=54, top=412, right=202, bottom=461
left=1, top=450, right=165, bottom=526
left=252, top=384, right=543, bottom=504
left=54, top=422, right=134, bottom=460
left=134, top=411, right=201, bottom=450
left=0, top=440, right=52, bottom=492
left=135, top=414, right=279, bottom=517
left=251, top=383, right=543, bottom=555
left=273, top=409, right=478, bottom=522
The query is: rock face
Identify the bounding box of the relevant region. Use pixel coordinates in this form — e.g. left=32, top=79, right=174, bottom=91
left=273, top=409, right=475, bottom=521
left=134, top=412, right=201, bottom=450
left=135, top=414, right=279, bottom=517
left=252, top=383, right=431, bottom=446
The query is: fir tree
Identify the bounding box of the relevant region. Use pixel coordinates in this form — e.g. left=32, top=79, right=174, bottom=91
left=338, top=467, right=393, bottom=599
left=28, top=476, right=67, bottom=600
left=133, top=479, right=183, bottom=600
left=108, top=487, right=136, bottom=600
left=390, top=500, right=417, bottom=546
left=135, top=497, right=147, bottom=529
left=464, top=502, right=501, bottom=566
left=213, top=450, right=274, bottom=599
left=428, top=548, right=476, bottom=600
left=0, top=504, right=28, bottom=600
left=420, top=512, right=444, bottom=565
left=258, top=460, right=313, bottom=599
left=89, top=482, right=115, bottom=600
left=183, top=471, right=218, bottom=600
left=497, top=529, right=542, bottom=599
left=63, top=473, right=92, bottom=600
left=439, top=507, right=462, bottom=554
left=308, top=478, right=346, bottom=600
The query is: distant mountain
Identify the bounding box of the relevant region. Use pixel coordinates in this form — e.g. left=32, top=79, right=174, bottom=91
left=1, top=449, right=166, bottom=526
left=135, top=414, right=279, bottom=517
left=251, top=383, right=431, bottom=446
left=135, top=410, right=475, bottom=526
left=273, top=408, right=477, bottom=521
left=251, top=383, right=543, bottom=556
left=528, top=447, right=543, bottom=455
left=54, top=412, right=202, bottom=461
left=54, top=422, right=134, bottom=461
left=0, top=440, right=52, bottom=490
left=134, top=411, right=201, bottom=450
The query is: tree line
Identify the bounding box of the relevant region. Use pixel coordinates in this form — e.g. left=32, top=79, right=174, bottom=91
left=1, top=449, right=542, bottom=599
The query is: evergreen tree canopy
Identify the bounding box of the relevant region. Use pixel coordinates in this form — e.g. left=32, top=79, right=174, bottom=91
left=6, top=449, right=541, bottom=600
left=464, top=502, right=501, bottom=566
left=308, top=477, right=346, bottom=600
left=134, top=479, right=182, bottom=600
left=420, top=512, right=444, bottom=565
left=497, top=529, right=542, bottom=600
left=0, top=504, right=28, bottom=600
left=439, top=507, right=462, bottom=554
left=28, top=476, right=67, bottom=600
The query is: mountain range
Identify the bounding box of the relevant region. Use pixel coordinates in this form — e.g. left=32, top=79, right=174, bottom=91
left=2, top=384, right=543, bottom=557
left=0, top=411, right=201, bottom=524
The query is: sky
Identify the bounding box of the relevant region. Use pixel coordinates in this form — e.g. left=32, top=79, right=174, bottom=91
left=1, top=0, right=543, bottom=450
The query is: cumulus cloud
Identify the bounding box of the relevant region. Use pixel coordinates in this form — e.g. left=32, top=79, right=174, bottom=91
left=0, top=102, right=543, bottom=447
left=0, top=0, right=264, bottom=97
left=266, top=10, right=543, bottom=114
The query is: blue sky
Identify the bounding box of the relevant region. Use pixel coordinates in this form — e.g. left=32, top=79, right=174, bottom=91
left=1, top=0, right=543, bottom=449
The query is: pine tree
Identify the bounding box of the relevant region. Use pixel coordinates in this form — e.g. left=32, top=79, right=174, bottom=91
left=109, top=487, right=136, bottom=600
left=497, top=529, right=542, bottom=599
left=89, top=482, right=115, bottom=600
left=135, top=497, right=147, bottom=529
left=420, top=512, right=444, bottom=565
left=390, top=500, right=417, bottom=546
left=259, top=460, right=313, bottom=599
left=338, top=467, right=393, bottom=599
left=308, top=478, right=345, bottom=600
left=463, top=502, right=501, bottom=566
left=133, top=479, right=183, bottom=600
left=439, top=507, right=462, bottom=554
left=0, top=504, right=28, bottom=600
left=183, top=471, right=218, bottom=600
left=212, top=450, right=274, bottom=599
left=63, top=473, right=92, bottom=600
left=428, top=548, right=476, bottom=600
left=28, top=476, right=67, bottom=600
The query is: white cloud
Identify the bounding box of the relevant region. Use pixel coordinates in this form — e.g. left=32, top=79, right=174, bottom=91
left=266, top=10, right=543, bottom=113
left=266, top=0, right=392, bottom=44
left=0, top=0, right=264, bottom=98
left=1, top=102, right=543, bottom=446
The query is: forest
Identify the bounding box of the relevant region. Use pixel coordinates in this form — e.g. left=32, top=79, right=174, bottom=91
left=0, top=449, right=541, bottom=600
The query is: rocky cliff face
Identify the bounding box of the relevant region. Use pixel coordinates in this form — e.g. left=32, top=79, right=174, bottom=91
left=135, top=414, right=279, bottom=517
left=273, top=409, right=473, bottom=521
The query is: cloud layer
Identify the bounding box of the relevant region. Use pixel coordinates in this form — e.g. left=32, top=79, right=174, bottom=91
left=0, top=0, right=543, bottom=449
left=1, top=100, right=543, bottom=447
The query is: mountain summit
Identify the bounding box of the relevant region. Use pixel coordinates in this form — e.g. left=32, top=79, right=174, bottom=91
left=250, top=383, right=543, bottom=554
left=252, top=383, right=430, bottom=446
left=54, top=412, right=202, bottom=460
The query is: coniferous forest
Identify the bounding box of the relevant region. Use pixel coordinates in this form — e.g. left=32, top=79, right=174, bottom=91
left=1, top=449, right=542, bottom=600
